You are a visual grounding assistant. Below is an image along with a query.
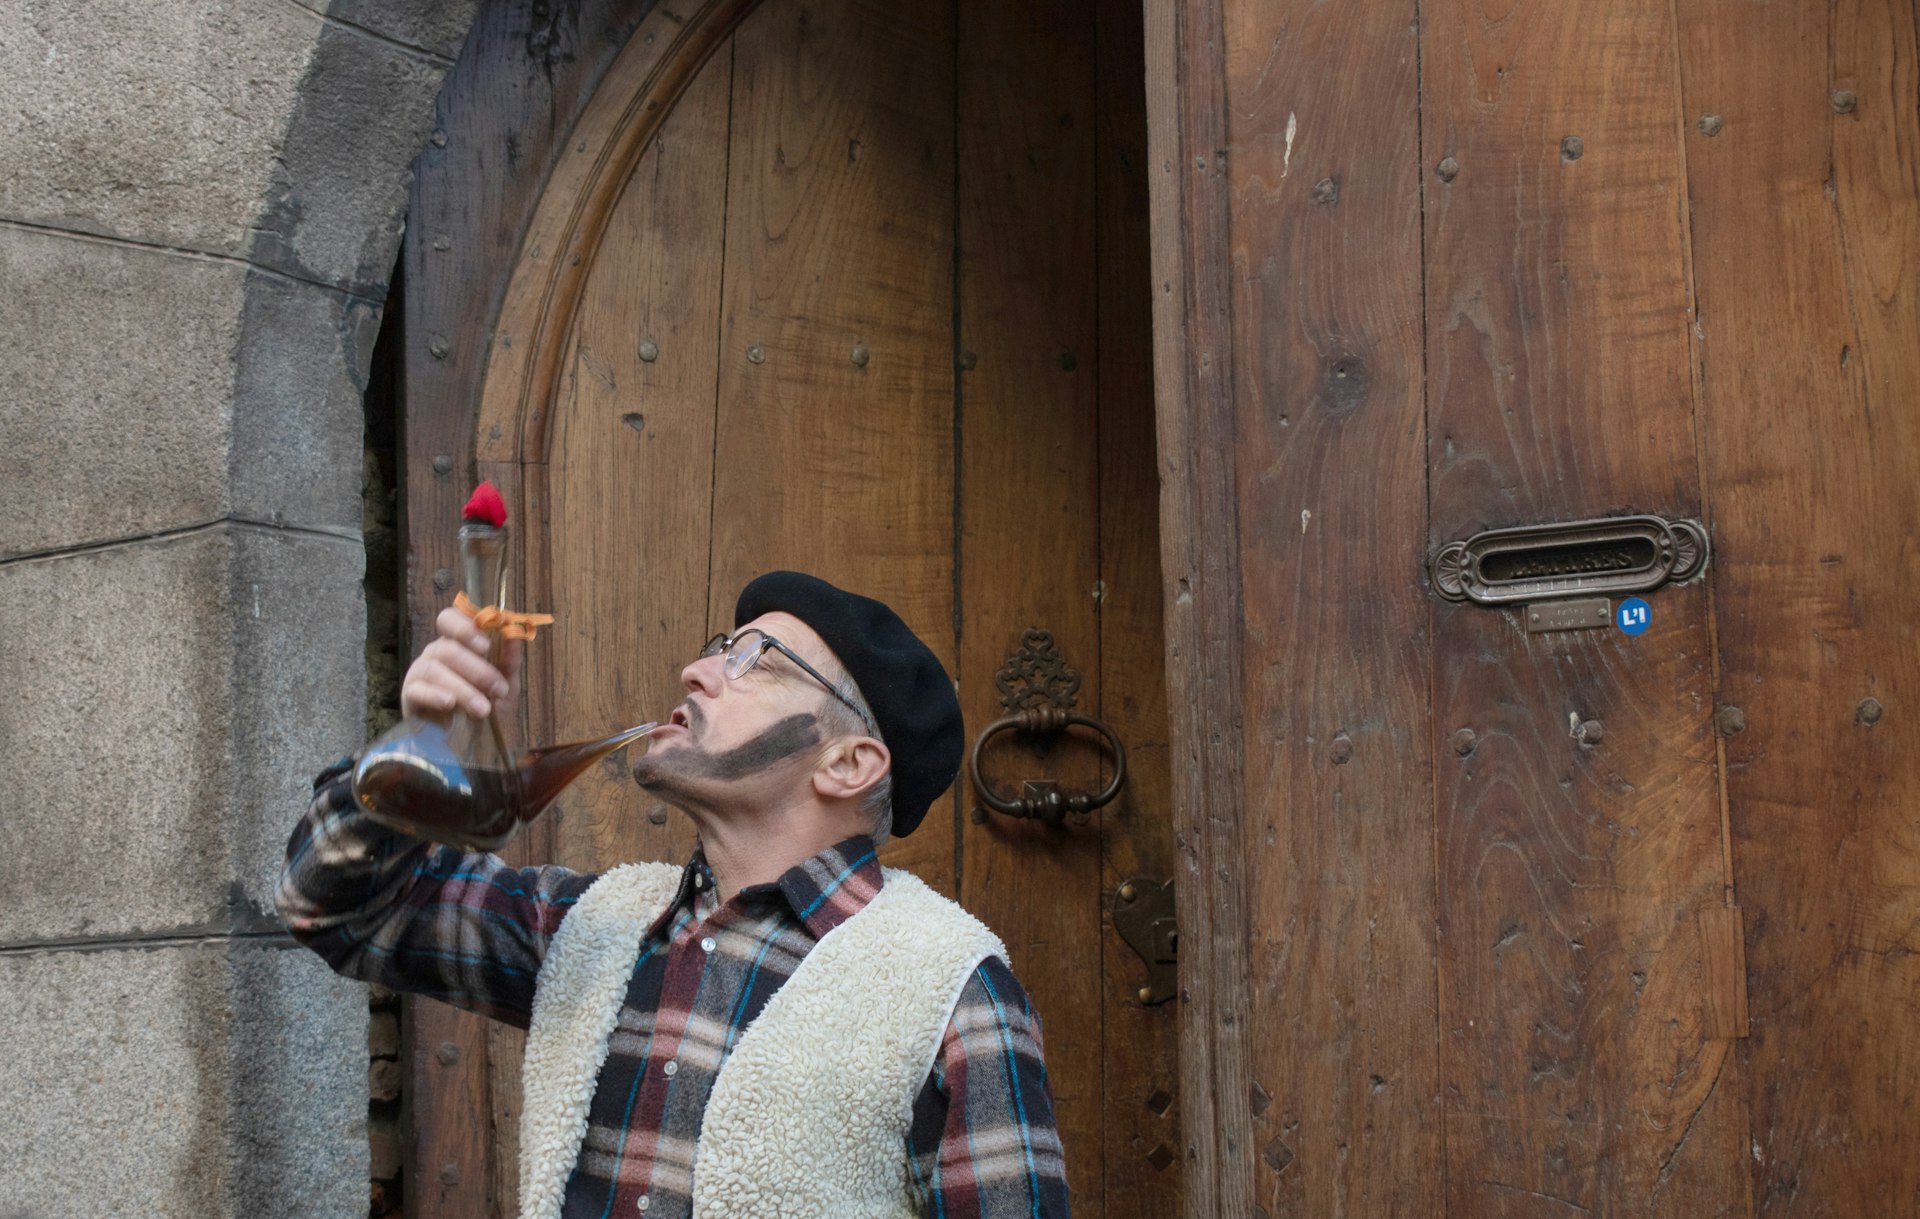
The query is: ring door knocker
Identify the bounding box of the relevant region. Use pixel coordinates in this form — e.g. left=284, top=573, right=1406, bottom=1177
left=968, top=629, right=1127, bottom=827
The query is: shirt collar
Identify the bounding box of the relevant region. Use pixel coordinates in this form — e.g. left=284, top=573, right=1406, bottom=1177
left=675, top=834, right=884, bottom=940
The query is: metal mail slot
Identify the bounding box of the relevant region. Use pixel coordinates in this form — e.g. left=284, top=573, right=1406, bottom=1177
left=1431, top=514, right=1709, bottom=606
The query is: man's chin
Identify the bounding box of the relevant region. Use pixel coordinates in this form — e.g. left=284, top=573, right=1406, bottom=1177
left=629, top=753, right=704, bottom=801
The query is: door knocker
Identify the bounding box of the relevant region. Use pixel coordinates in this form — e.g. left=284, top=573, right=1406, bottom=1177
left=968, top=630, right=1128, bottom=827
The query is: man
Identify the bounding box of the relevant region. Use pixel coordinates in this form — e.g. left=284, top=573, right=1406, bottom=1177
left=277, top=571, right=1070, bottom=1218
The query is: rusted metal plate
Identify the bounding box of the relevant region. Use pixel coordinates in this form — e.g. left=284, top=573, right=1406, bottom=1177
left=1524, top=597, right=1612, bottom=633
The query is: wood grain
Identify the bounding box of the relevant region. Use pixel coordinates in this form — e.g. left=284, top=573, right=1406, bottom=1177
left=1697, top=905, right=1749, bottom=1041
left=475, top=0, right=764, bottom=469
left=1142, top=0, right=1258, bottom=1214
left=1677, top=0, right=1920, bottom=1212
left=541, top=53, right=734, bottom=874
left=400, top=5, right=654, bottom=1212
left=404, top=1002, right=497, bottom=1218
left=1217, top=0, right=1439, bottom=1213
left=956, top=0, right=1106, bottom=1203
left=1421, top=0, right=1748, bottom=1212
left=1094, top=0, right=1182, bottom=1211
left=705, top=0, right=959, bottom=893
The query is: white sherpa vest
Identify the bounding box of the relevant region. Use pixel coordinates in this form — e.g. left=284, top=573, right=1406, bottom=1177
left=517, top=861, right=1008, bottom=1219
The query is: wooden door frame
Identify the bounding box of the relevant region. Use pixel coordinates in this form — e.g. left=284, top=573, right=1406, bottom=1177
left=1139, top=4, right=1252, bottom=1217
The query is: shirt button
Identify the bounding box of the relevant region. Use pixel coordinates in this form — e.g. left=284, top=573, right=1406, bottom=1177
left=662, top=1059, right=679, bottom=1077
left=636, top=1195, right=651, bottom=1212
left=692, top=873, right=705, bottom=889
left=700, top=936, right=716, bottom=953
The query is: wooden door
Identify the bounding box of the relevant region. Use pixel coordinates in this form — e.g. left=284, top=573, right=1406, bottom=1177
left=1150, top=0, right=1920, bottom=1215
left=397, top=0, right=1176, bottom=1214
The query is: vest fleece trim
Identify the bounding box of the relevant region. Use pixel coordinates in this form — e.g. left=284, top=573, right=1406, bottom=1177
left=518, top=862, right=1006, bottom=1219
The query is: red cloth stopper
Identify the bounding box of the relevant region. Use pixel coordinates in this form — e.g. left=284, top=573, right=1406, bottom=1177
left=462, top=481, right=508, bottom=528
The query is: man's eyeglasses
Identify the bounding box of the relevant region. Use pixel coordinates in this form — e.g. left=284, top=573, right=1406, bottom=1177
left=700, top=629, right=874, bottom=734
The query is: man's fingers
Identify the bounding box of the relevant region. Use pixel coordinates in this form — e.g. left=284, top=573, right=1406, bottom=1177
left=409, top=656, right=495, bottom=719
left=422, top=639, right=510, bottom=699
left=435, top=606, right=491, bottom=655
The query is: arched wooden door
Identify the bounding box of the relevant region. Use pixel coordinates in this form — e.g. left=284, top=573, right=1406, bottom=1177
left=397, top=0, right=1176, bottom=1214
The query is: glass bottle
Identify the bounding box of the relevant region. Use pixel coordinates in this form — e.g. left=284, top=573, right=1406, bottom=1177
left=351, top=508, right=657, bottom=850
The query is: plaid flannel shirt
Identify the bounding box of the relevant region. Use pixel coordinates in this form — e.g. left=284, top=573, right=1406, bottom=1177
left=277, top=759, right=1071, bottom=1218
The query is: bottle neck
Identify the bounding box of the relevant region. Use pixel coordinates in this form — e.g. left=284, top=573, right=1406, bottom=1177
left=458, top=523, right=508, bottom=608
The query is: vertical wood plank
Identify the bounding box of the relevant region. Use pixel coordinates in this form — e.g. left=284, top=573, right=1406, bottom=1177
left=1677, top=0, right=1920, bottom=1212
left=476, top=455, right=538, bottom=1219
left=542, top=55, right=735, bottom=874
left=1142, top=0, right=1258, bottom=1213
left=1095, top=1, right=1182, bottom=1211
left=1216, top=1, right=1439, bottom=1214
left=706, top=0, right=958, bottom=893
left=404, top=1002, right=497, bottom=1218
left=400, top=6, right=651, bottom=1213
left=1421, top=0, right=1750, bottom=1212
left=955, top=0, right=1105, bottom=1204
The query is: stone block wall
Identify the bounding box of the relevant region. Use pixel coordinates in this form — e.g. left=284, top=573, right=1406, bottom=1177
left=0, top=2, right=480, bottom=1215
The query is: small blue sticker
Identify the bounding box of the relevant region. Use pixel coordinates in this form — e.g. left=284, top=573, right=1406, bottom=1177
left=1617, top=597, right=1652, bottom=636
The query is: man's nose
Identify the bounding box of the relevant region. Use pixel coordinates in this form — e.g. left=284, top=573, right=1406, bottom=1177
left=681, top=654, right=724, bottom=695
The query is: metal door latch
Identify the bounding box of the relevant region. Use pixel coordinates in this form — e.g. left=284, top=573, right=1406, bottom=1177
left=1115, top=878, right=1177, bottom=1006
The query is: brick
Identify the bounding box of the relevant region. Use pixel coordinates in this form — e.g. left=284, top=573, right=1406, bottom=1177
left=0, top=1, right=315, bottom=259
left=368, top=1009, right=402, bottom=1057
left=0, top=228, right=241, bottom=558
left=368, top=1057, right=404, bottom=1102
left=0, top=228, right=368, bottom=559
left=249, top=19, right=455, bottom=293
left=0, top=525, right=364, bottom=943
left=0, top=941, right=366, bottom=1218
left=294, top=0, right=484, bottom=62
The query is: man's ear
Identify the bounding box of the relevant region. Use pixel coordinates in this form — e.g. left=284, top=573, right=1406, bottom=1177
left=813, top=736, right=891, bottom=802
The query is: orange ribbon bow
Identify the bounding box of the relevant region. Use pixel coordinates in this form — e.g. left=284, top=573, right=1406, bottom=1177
left=454, top=592, right=556, bottom=642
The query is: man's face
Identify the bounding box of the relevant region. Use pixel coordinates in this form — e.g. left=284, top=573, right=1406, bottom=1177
left=628, top=611, right=848, bottom=812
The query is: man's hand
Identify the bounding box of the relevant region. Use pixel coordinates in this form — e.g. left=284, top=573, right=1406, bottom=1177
left=399, top=607, right=521, bottom=724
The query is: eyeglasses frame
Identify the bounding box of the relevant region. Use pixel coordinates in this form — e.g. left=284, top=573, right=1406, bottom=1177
left=700, top=628, right=875, bottom=736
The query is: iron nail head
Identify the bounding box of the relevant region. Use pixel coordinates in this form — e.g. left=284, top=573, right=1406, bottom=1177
left=638, top=340, right=659, bottom=363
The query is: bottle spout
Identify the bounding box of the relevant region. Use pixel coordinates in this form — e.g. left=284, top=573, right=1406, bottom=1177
left=603, top=721, right=663, bottom=751
left=515, top=721, right=665, bottom=823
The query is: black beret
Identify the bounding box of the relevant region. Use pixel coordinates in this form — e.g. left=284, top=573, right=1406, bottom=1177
left=735, top=571, right=961, bottom=838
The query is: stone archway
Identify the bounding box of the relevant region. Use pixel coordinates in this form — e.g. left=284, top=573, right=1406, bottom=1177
left=0, top=4, right=483, bottom=1216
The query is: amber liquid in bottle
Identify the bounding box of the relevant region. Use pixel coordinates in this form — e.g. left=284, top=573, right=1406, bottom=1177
left=352, top=503, right=662, bottom=851
left=353, top=721, right=659, bottom=852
